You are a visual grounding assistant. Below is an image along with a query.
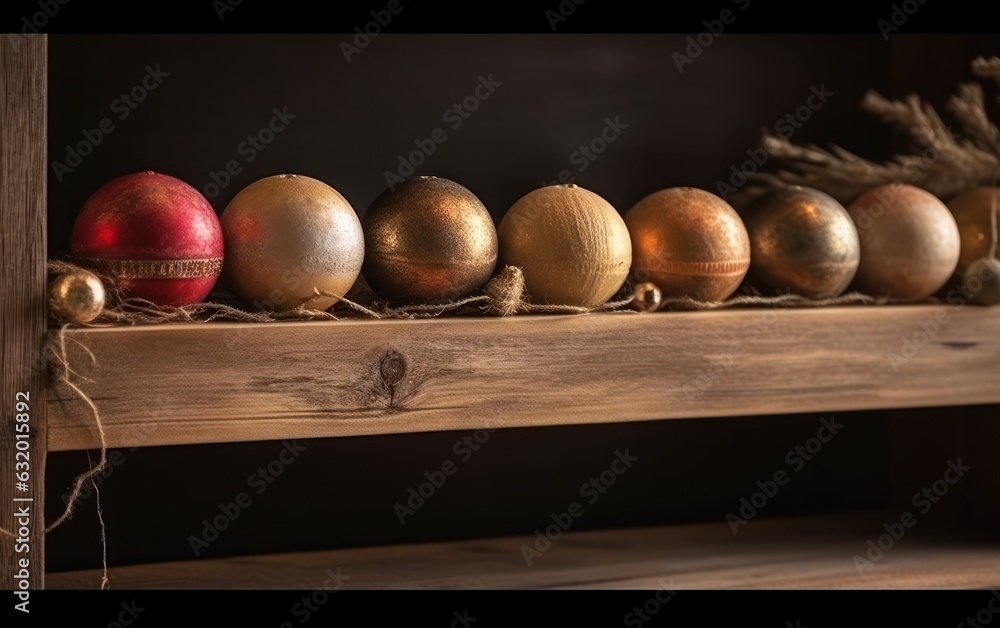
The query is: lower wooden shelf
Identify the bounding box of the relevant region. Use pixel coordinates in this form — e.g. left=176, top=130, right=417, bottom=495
left=46, top=513, right=1000, bottom=589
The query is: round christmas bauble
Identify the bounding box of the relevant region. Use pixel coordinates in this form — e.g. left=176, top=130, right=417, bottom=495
left=221, top=174, right=364, bottom=312
left=946, top=187, right=1000, bottom=274
left=846, top=184, right=960, bottom=299
left=625, top=187, right=750, bottom=302
left=743, top=186, right=860, bottom=298
left=69, top=171, right=223, bottom=306
left=362, top=176, right=497, bottom=304
left=49, top=269, right=105, bottom=324
left=497, top=184, right=631, bottom=308
left=963, top=257, right=1000, bottom=306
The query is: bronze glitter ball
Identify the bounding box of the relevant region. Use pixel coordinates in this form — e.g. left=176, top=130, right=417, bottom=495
left=221, top=174, right=365, bottom=312
left=963, top=257, right=1000, bottom=306
left=497, top=184, right=631, bottom=308
left=362, top=176, right=498, bottom=304
left=49, top=269, right=106, bottom=324
left=743, top=186, right=860, bottom=299
left=625, top=187, right=750, bottom=303
left=847, top=184, right=960, bottom=299
left=946, top=187, right=1000, bottom=275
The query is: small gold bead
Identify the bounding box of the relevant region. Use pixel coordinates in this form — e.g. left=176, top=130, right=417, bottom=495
left=50, top=269, right=106, bottom=324
left=632, top=282, right=662, bottom=312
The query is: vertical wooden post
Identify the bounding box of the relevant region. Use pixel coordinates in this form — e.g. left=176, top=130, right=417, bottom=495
left=0, top=34, right=48, bottom=592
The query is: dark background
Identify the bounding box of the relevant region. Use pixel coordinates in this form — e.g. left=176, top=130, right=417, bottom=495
left=44, top=34, right=1000, bottom=572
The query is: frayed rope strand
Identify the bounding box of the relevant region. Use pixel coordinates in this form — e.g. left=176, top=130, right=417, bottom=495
left=0, top=326, right=109, bottom=541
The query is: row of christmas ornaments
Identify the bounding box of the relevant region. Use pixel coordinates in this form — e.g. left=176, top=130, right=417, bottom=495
left=53, top=170, right=999, bottom=324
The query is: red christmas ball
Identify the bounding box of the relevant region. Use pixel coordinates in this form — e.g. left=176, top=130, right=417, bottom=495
left=70, top=171, right=224, bottom=306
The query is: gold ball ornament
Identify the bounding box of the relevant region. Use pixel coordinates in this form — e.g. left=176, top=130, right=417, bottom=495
left=632, top=282, right=663, bottom=312
left=946, top=187, right=1000, bottom=274
left=743, top=186, right=860, bottom=298
left=963, top=257, right=1000, bottom=306
left=625, top=187, right=750, bottom=302
left=49, top=269, right=106, bottom=324
left=221, top=174, right=365, bottom=311
left=847, top=184, right=960, bottom=299
left=497, top=184, right=631, bottom=307
left=362, top=176, right=497, bottom=304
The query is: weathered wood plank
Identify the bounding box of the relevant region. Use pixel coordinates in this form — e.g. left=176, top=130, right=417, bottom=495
left=46, top=304, right=1000, bottom=452
left=0, top=34, right=48, bottom=591
left=45, top=513, right=1000, bottom=589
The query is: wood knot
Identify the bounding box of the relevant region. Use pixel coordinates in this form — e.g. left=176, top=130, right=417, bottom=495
left=379, top=351, right=406, bottom=386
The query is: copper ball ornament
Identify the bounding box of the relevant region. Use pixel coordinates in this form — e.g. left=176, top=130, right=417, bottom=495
left=497, top=184, right=631, bottom=307
left=625, top=187, right=750, bottom=302
left=49, top=269, right=106, bottom=324
left=69, top=171, right=224, bottom=306
left=743, top=186, right=860, bottom=298
left=221, top=174, right=365, bottom=312
left=946, top=187, right=1000, bottom=274
left=963, top=257, right=1000, bottom=306
left=846, top=184, right=960, bottom=299
left=362, top=176, right=497, bottom=304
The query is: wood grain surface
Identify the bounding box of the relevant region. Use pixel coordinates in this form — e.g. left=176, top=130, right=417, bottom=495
left=46, top=304, right=1000, bottom=452
left=49, top=306, right=1000, bottom=450
left=0, top=35, right=48, bottom=590
left=45, top=513, right=1000, bottom=589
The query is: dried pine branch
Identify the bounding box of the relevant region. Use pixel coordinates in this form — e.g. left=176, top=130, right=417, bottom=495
left=972, top=56, right=1000, bottom=86
left=946, top=83, right=1000, bottom=159
left=737, top=57, right=1000, bottom=208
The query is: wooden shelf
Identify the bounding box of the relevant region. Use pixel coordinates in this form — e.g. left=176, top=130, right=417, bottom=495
left=47, top=305, right=1000, bottom=452
left=46, top=513, right=1000, bottom=589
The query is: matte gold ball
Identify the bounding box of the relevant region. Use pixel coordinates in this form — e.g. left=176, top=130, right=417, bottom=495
left=963, top=257, right=1000, bottom=306
left=947, top=187, right=1000, bottom=275
left=847, top=184, right=960, bottom=299
left=49, top=269, right=106, bottom=324
left=497, top=184, right=631, bottom=307
left=743, top=186, right=860, bottom=298
left=625, top=187, right=750, bottom=302
left=221, top=174, right=365, bottom=311
left=362, top=176, right=497, bottom=304
left=632, top=281, right=662, bottom=312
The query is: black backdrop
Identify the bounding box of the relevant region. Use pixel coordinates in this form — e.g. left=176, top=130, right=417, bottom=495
left=44, top=34, right=1000, bottom=572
